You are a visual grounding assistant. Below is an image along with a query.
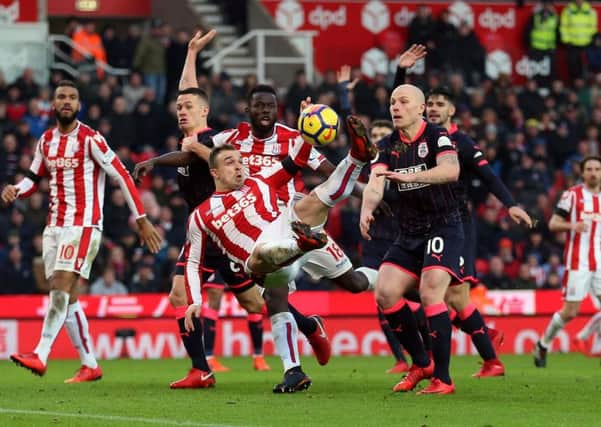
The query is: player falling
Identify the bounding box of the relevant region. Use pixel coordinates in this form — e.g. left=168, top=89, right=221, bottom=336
left=1, top=80, right=161, bottom=382
left=183, top=115, right=377, bottom=392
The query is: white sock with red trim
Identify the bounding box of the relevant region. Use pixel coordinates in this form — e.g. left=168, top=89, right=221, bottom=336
left=270, top=312, right=300, bottom=372
left=314, top=155, right=363, bottom=207
left=34, top=290, right=69, bottom=364
left=64, top=301, right=98, bottom=368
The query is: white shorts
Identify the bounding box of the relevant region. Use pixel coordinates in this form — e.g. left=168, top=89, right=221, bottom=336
left=249, top=204, right=352, bottom=287
left=42, top=226, right=102, bottom=280
left=563, top=270, right=601, bottom=302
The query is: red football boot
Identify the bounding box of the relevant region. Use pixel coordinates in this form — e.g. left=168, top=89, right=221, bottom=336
left=64, top=365, right=103, bottom=383
left=10, top=352, right=47, bottom=377
left=346, top=115, right=378, bottom=162
left=472, top=358, right=505, bottom=378
left=392, top=360, right=434, bottom=392
left=207, top=356, right=230, bottom=372
left=291, top=222, right=328, bottom=252
left=253, top=355, right=271, bottom=371
left=170, top=369, right=215, bottom=389
left=386, top=360, right=410, bottom=374
left=306, top=315, right=331, bottom=366
left=417, top=378, right=455, bottom=395
left=488, top=328, right=505, bottom=352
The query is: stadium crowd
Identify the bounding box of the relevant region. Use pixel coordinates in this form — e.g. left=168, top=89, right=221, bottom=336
left=0, top=9, right=598, bottom=295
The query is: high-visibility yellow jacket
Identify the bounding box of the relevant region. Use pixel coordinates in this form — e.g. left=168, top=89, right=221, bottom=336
left=560, top=1, right=598, bottom=47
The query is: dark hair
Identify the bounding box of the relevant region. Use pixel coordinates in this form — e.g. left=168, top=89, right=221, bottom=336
left=209, top=144, right=237, bottom=169
left=247, top=84, right=277, bottom=103
left=580, top=155, right=601, bottom=170
left=370, top=119, right=393, bottom=132
left=426, top=86, right=455, bottom=104
left=55, top=80, right=78, bottom=90
left=177, top=87, right=209, bottom=104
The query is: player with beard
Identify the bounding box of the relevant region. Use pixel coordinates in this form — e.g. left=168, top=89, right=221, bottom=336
left=134, top=31, right=330, bottom=387
left=425, top=86, right=533, bottom=377
left=2, top=80, right=162, bottom=381
left=183, top=114, right=377, bottom=392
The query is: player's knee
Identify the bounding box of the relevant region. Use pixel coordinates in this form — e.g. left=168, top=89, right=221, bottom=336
left=169, top=275, right=187, bottom=307
left=206, top=287, right=224, bottom=309
left=49, top=271, right=77, bottom=292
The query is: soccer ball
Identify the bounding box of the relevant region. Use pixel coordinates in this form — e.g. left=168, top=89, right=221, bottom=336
left=298, top=104, right=340, bottom=146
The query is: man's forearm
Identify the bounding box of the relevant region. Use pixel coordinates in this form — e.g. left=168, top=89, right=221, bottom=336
left=362, top=184, right=383, bottom=215
left=153, top=151, right=196, bottom=167
left=179, top=50, right=199, bottom=90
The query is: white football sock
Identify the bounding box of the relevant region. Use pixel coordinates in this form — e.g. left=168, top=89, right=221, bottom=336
left=314, top=155, right=363, bottom=207
left=541, top=312, right=565, bottom=349
left=577, top=311, right=601, bottom=340
left=64, top=301, right=98, bottom=368
left=356, top=267, right=378, bottom=291
left=270, top=312, right=300, bottom=372
left=34, top=290, right=69, bottom=364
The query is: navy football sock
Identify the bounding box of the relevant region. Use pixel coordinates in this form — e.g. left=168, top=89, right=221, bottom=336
left=413, top=305, right=432, bottom=353
left=247, top=314, right=264, bottom=355
left=377, top=308, right=406, bottom=362
left=177, top=317, right=210, bottom=371
left=426, top=303, right=452, bottom=385
left=288, top=303, right=317, bottom=336
left=459, top=306, right=496, bottom=361
left=202, top=316, right=216, bottom=357
left=383, top=300, right=429, bottom=367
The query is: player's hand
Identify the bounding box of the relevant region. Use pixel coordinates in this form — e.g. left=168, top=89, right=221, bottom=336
left=376, top=170, right=412, bottom=184
left=133, top=160, right=154, bottom=182
left=336, top=64, right=359, bottom=90
left=398, top=44, right=427, bottom=69
left=300, top=96, right=312, bottom=113
left=1, top=184, right=18, bottom=205
left=181, top=135, right=197, bottom=152
left=188, top=29, right=217, bottom=53
left=184, top=304, right=201, bottom=332
left=136, top=216, right=163, bottom=253
left=360, top=211, right=375, bottom=240
left=574, top=221, right=590, bottom=233
left=508, top=206, right=533, bottom=228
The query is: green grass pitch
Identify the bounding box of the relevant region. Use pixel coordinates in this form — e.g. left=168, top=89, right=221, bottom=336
left=0, top=355, right=600, bottom=427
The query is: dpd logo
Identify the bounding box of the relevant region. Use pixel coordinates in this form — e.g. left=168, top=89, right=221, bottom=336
left=362, top=0, right=390, bottom=34
left=275, top=0, right=304, bottom=32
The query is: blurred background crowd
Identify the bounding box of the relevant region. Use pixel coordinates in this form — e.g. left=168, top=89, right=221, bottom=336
left=0, top=1, right=598, bottom=295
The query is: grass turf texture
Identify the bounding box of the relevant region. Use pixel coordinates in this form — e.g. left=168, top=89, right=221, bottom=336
left=0, top=355, right=600, bottom=427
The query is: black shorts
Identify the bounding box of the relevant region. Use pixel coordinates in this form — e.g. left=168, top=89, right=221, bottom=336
left=174, top=241, right=254, bottom=295
left=362, top=237, right=394, bottom=270
left=382, top=220, right=465, bottom=284
left=461, top=218, right=477, bottom=284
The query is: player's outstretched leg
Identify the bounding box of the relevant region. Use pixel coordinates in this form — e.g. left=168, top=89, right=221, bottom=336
left=574, top=311, right=601, bottom=355
left=64, top=300, right=102, bottom=383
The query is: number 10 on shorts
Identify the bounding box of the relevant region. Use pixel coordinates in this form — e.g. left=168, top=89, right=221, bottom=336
left=427, top=237, right=444, bottom=256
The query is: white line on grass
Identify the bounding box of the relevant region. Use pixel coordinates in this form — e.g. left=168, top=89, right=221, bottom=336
left=0, top=407, right=246, bottom=427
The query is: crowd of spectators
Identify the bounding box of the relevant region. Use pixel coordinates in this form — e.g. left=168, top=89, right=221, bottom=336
left=1, top=6, right=600, bottom=295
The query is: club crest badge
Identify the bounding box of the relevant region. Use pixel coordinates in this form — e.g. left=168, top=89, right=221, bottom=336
left=418, top=142, right=429, bottom=158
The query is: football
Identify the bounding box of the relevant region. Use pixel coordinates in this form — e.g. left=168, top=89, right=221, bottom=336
left=298, top=104, right=340, bottom=146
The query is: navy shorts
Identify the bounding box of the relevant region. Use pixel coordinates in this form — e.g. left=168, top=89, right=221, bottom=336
left=362, top=237, right=394, bottom=270
left=461, top=218, right=477, bottom=284
left=174, top=242, right=254, bottom=295
left=382, top=220, right=465, bottom=284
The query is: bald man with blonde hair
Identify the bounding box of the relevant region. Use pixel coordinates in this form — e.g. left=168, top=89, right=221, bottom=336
left=361, top=84, right=463, bottom=395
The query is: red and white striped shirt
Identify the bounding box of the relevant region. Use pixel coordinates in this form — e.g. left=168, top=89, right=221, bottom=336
left=185, top=140, right=313, bottom=285
left=16, top=121, right=145, bottom=228
left=557, top=184, right=601, bottom=271
left=212, top=122, right=325, bottom=203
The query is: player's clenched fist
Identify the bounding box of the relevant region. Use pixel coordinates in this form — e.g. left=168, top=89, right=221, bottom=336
left=1, top=184, right=18, bottom=204
left=136, top=216, right=163, bottom=254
